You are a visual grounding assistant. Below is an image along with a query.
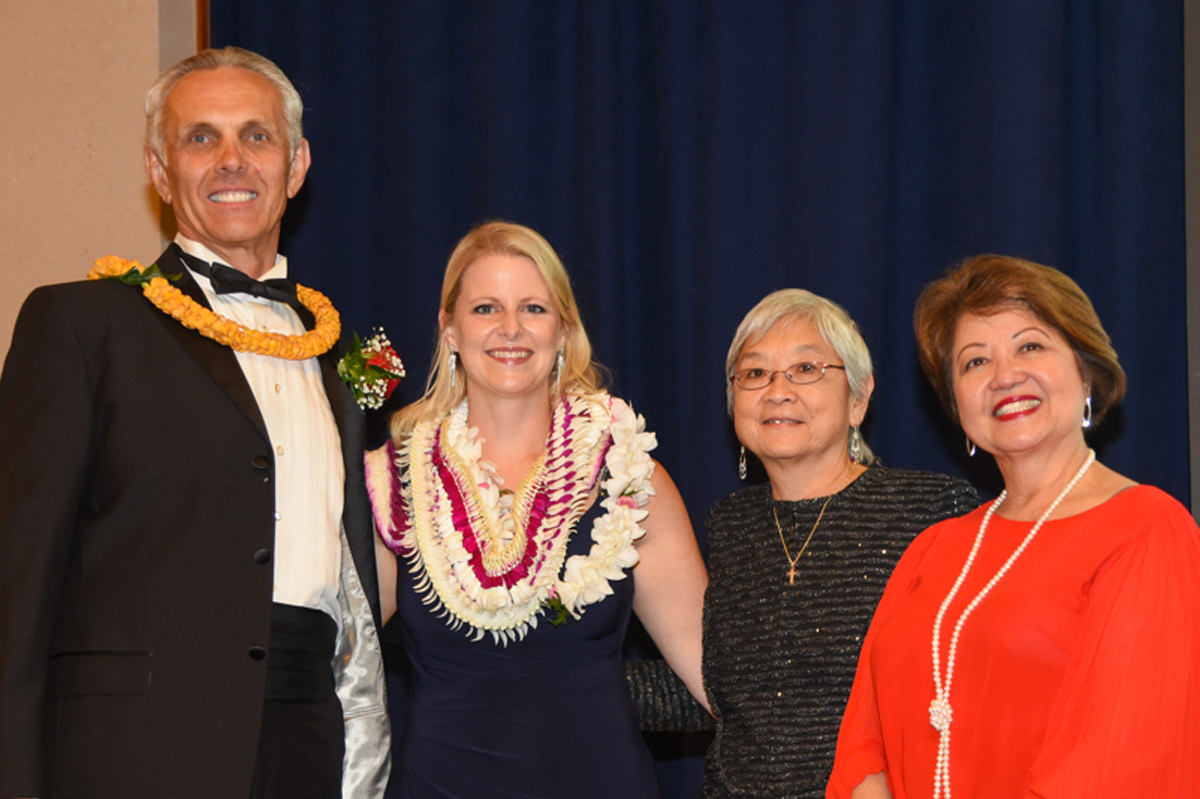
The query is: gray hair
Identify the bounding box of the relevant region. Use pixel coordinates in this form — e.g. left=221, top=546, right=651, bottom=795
left=145, top=46, right=304, bottom=162
left=725, top=288, right=875, bottom=462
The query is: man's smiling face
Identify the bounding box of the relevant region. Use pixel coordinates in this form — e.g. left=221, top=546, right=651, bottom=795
left=146, top=66, right=310, bottom=275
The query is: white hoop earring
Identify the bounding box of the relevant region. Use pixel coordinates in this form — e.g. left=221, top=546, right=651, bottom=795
left=966, top=436, right=976, bottom=458
left=1081, top=396, right=1093, bottom=429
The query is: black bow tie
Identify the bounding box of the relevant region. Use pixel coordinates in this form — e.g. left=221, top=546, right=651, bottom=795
left=186, top=256, right=301, bottom=311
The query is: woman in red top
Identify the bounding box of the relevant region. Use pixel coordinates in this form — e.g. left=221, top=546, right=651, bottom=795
left=828, top=254, right=1200, bottom=799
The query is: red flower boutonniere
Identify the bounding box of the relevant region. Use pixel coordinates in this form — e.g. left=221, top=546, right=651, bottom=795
left=338, top=328, right=405, bottom=409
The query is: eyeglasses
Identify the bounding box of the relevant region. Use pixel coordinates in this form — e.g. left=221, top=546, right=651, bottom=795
left=731, top=361, right=847, bottom=390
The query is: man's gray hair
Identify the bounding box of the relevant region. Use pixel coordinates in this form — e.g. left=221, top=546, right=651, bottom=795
left=145, top=46, right=304, bottom=161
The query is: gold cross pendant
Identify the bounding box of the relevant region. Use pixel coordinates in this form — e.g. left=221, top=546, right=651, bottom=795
left=787, top=565, right=797, bottom=585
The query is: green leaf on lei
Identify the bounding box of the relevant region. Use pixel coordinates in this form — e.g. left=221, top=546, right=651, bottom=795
left=544, top=596, right=570, bottom=627
left=103, top=262, right=181, bottom=286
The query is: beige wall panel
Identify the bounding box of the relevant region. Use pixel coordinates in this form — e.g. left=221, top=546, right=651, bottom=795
left=0, top=0, right=196, bottom=357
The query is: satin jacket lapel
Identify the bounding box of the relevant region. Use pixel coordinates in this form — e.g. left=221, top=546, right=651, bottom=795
left=151, top=245, right=271, bottom=443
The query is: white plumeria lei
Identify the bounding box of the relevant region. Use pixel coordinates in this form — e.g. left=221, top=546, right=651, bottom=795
left=370, top=392, right=657, bottom=644
left=556, top=398, right=657, bottom=612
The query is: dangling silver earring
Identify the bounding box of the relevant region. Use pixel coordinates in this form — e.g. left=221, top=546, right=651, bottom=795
left=553, top=348, right=565, bottom=395
left=849, top=426, right=863, bottom=463
left=966, top=435, right=976, bottom=457
left=738, top=446, right=748, bottom=480
left=1081, top=396, right=1093, bottom=429
left=448, top=349, right=458, bottom=389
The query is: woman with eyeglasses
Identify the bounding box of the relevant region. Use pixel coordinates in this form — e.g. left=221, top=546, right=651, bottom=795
left=691, top=289, right=977, bottom=798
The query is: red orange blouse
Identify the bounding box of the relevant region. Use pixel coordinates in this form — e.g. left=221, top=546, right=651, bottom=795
left=828, top=485, right=1200, bottom=798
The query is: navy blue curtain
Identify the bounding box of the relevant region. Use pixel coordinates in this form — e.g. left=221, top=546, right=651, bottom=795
left=212, top=1, right=1185, bottom=794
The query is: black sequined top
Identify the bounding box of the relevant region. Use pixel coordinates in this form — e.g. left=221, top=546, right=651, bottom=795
left=700, top=466, right=977, bottom=798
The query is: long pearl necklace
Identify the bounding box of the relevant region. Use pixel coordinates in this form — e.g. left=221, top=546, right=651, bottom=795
left=929, top=448, right=1095, bottom=798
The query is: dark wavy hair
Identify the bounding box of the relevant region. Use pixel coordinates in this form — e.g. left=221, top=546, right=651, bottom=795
left=914, top=254, right=1125, bottom=426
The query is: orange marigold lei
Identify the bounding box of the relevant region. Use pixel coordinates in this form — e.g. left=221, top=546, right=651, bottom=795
left=88, top=255, right=341, bottom=360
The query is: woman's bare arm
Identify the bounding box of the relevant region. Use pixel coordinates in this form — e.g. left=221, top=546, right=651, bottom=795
left=630, top=461, right=711, bottom=713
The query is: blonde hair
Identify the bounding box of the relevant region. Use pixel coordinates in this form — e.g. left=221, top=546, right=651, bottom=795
left=390, top=221, right=604, bottom=442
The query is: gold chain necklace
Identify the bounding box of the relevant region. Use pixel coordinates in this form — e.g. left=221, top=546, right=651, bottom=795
left=88, top=255, right=340, bottom=360
left=772, top=494, right=833, bottom=585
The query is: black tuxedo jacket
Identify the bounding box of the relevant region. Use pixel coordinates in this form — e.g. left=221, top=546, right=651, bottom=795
left=0, top=245, right=380, bottom=798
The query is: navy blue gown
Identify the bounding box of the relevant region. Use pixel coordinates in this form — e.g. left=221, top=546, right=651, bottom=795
left=390, top=502, right=660, bottom=798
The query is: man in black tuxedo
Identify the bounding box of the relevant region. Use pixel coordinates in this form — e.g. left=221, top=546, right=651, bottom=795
left=0, top=47, right=388, bottom=798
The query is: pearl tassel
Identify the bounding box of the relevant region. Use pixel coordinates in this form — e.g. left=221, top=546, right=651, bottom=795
left=929, top=449, right=1095, bottom=799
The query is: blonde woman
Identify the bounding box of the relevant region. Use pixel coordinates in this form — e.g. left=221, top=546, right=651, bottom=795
left=366, top=222, right=708, bottom=798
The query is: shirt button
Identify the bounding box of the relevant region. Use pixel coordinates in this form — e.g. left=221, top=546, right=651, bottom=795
left=248, top=646, right=267, bottom=660
left=252, top=455, right=270, bottom=469
left=276, top=445, right=285, bottom=456
left=253, top=548, right=271, bottom=565
left=274, top=511, right=282, bottom=521
left=274, top=383, right=282, bottom=393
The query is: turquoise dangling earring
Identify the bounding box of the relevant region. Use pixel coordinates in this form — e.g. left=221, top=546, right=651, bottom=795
left=849, top=426, right=863, bottom=463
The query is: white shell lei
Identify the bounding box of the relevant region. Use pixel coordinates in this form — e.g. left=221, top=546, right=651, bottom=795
left=380, top=392, right=657, bottom=644
left=929, top=448, right=1095, bottom=798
